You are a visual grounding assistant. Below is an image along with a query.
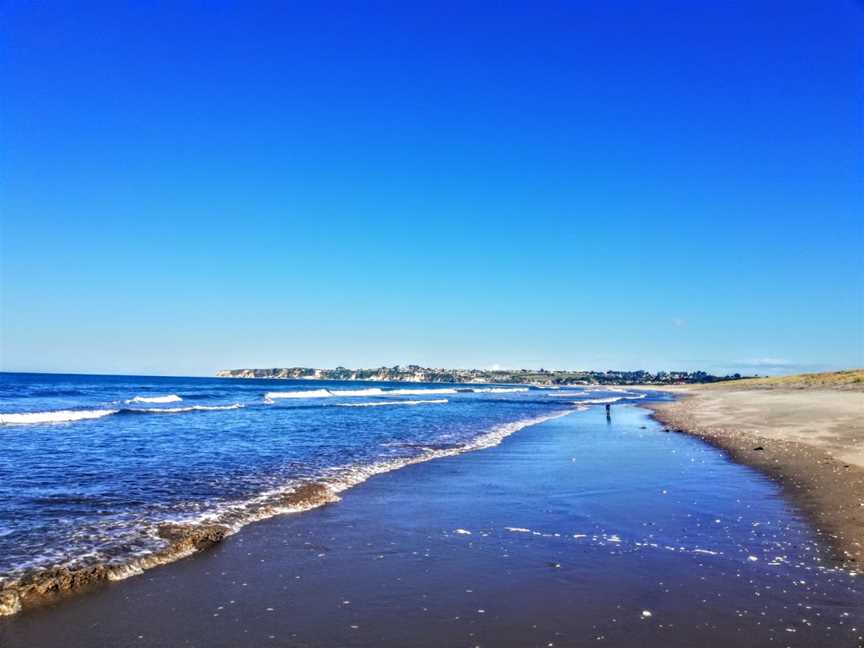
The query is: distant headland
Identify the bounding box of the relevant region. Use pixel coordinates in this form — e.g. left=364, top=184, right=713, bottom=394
left=215, top=366, right=744, bottom=386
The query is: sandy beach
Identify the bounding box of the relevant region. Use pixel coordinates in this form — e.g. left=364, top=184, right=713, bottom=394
left=643, top=372, right=864, bottom=566
left=1, top=403, right=861, bottom=647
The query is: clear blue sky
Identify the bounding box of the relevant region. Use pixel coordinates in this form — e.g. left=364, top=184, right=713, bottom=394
left=2, top=1, right=862, bottom=376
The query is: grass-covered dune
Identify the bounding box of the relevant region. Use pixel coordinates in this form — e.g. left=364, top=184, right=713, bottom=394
left=708, top=369, right=864, bottom=390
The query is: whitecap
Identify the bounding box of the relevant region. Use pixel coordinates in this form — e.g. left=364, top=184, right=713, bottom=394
left=265, top=389, right=333, bottom=400
left=337, top=399, right=448, bottom=408
left=131, top=404, right=244, bottom=413
left=384, top=388, right=458, bottom=396
left=328, top=388, right=387, bottom=397
left=0, top=409, right=119, bottom=425
left=127, top=395, right=182, bottom=404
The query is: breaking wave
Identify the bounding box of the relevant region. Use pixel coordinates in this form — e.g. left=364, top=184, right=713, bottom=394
left=337, top=399, right=448, bottom=407
left=383, top=387, right=458, bottom=395
left=0, top=409, right=119, bottom=425
left=0, top=404, right=244, bottom=425
left=263, top=386, right=522, bottom=401
left=129, top=404, right=244, bottom=414
left=577, top=393, right=646, bottom=405
left=265, top=389, right=333, bottom=400
left=0, top=408, right=575, bottom=614
left=329, top=388, right=387, bottom=397
left=127, top=395, right=183, bottom=404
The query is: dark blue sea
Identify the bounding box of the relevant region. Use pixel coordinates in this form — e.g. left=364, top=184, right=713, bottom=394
left=2, top=372, right=862, bottom=641
left=0, top=372, right=622, bottom=580
left=2, top=373, right=863, bottom=644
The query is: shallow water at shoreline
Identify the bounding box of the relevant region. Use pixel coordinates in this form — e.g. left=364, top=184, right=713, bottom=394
left=0, top=373, right=648, bottom=587
left=1, top=405, right=860, bottom=647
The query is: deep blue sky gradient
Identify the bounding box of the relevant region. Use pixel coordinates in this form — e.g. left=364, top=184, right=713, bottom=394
left=2, top=1, right=862, bottom=375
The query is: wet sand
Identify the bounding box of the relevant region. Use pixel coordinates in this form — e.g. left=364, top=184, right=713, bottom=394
left=644, top=383, right=864, bottom=566
left=1, top=406, right=861, bottom=647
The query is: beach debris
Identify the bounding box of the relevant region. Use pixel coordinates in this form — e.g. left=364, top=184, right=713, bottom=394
left=157, top=523, right=229, bottom=551
left=279, top=482, right=339, bottom=509
left=0, top=589, right=21, bottom=616
left=752, top=446, right=765, bottom=451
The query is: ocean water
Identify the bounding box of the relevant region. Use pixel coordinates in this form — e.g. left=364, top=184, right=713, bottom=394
left=0, top=372, right=641, bottom=582
left=2, top=377, right=862, bottom=646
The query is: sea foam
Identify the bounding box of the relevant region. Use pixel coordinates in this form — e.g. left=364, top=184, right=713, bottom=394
left=383, top=387, right=458, bottom=396
left=130, top=404, right=244, bottom=413
left=329, top=388, right=387, bottom=397
left=265, top=389, right=333, bottom=400
left=265, top=387, right=460, bottom=400
left=127, top=395, right=183, bottom=404
left=337, top=399, right=448, bottom=407
left=0, top=409, right=119, bottom=425
left=578, top=397, right=623, bottom=405
left=0, top=403, right=244, bottom=425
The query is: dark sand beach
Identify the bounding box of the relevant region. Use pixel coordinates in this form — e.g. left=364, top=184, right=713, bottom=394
left=645, top=374, right=864, bottom=566
left=1, top=404, right=861, bottom=647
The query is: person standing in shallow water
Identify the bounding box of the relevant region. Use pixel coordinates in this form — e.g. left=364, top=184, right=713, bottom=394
left=605, top=403, right=611, bottom=420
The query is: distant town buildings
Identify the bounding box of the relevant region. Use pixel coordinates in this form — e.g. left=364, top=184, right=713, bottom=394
left=216, top=365, right=743, bottom=385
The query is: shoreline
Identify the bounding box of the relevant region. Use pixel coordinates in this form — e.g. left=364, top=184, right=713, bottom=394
left=2, top=373, right=862, bottom=636
left=641, top=385, right=864, bottom=568
left=3, top=404, right=860, bottom=647
left=0, top=410, right=574, bottom=617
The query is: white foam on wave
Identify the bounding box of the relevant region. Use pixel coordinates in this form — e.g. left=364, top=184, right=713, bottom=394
left=127, top=395, right=182, bottom=404
left=329, top=388, right=387, bottom=397
left=551, top=391, right=645, bottom=400
left=321, top=409, right=575, bottom=495
left=337, top=399, right=448, bottom=408
left=470, top=387, right=530, bottom=394
left=265, top=389, right=333, bottom=400
left=131, top=403, right=244, bottom=413
left=265, top=387, right=461, bottom=401
left=578, top=393, right=646, bottom=404
left=182, top=409, right=576, bottom=539
left=384, top=387, right=458, bottom=396
left=0, top=402, right=247, bottom=425
left=7, top=407, right=578, bottom=606
left=0, top=409, right=119, bottom=425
